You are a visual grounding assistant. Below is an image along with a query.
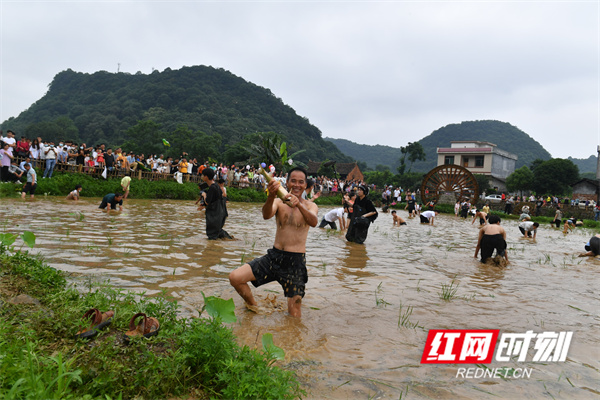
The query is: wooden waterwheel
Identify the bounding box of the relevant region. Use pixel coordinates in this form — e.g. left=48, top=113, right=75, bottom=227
left=420, top=164, right=479, bottom=205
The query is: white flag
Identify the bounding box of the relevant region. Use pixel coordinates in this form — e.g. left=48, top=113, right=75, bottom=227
left=101, top=167, right=107, bottom=179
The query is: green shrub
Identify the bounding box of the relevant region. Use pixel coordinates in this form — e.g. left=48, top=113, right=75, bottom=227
left=0, top=245, right=303, bottom=399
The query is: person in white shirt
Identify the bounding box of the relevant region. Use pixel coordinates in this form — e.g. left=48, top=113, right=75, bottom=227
left=21, top=163, right=37, bottom=199
left=319, top=207, right=346, bottom=230
left=3, top=130, right=16, bottom=156
left=518, top=221, right=539, bottom=239
left=419, top=210, right=439, bottom=225
left=43, top=144, right=58, bottom=178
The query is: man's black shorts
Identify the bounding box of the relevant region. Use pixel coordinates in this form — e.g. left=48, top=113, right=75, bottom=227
left=249, top=247, right=307, bottom=298
left=99, top=200, right=117, bottom=210
left=22, top=183, right=36, bottom=194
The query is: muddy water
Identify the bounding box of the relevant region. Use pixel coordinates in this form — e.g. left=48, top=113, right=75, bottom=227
left=1, top=197, right=599, bottom=399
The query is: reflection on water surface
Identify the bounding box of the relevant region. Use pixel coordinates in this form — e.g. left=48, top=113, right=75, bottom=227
left=1, top=197, right=599, bottom=399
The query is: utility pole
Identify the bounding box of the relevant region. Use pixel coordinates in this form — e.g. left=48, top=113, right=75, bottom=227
left=117, top=63, right=121, bottom=73
left=597, top=145, right=600, bottom=203
left=597, top=145, right=600, bottom=179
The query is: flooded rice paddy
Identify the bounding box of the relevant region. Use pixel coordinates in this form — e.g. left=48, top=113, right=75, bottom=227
left=1, top=197, right=599, bottom=399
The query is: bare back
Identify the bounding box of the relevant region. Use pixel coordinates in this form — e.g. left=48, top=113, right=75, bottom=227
left=481, top=223, right=505, bottom=237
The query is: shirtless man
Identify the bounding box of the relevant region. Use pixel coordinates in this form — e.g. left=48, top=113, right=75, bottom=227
left=471, top=209, right=488, bottom=226
left=229, top=167, right=318, bottom=317
left=392, top=210, right=406, bottom=226
left=474, top=215, right=508, bottom=263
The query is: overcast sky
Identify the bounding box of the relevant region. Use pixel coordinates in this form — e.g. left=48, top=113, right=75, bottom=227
left=1, top=1, right=598, bottom=159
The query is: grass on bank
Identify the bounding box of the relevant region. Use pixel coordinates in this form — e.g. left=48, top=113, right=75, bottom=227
left=0, top=170, right=344, bottom=205
left=0, top=237, right=303, bottom=400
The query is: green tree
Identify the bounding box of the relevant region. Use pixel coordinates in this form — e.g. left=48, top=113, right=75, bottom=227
left=506, top=166, right=534, bottom=196
left=364, top=170, right=395, bottom=189
left=24, top=117, right=80, bottom=143
left=398, top=172, right=424, bottom=193
left=532, top=158, right=579, bottom=195
left=248, top=132, right=305, bottom=172
left=356, top=161, right=369, bottom=172
left=397, top=142, right=426, bottom=174
left=122, top=120, right=165, bottom=156
left=317, top=161, right=336, bottom=178
left=375, top=164, right=390, bottom=172
left=529, top=158, right=545, bottom=172
left=473, top=174, right=491, bottom=195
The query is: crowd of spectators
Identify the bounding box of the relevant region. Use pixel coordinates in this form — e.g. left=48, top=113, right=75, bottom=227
left=0, top=131, right=372, bottom=194
left=6, top=131, right=593, bottom=216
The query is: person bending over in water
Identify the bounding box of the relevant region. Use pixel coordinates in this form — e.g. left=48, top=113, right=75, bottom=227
left=419, top=210, right=438, bottom=225
left=518, top=221, right=539, bottom=239
left=66, top=185, right=82, bottom=200
left=392, top=210, right=406, bottom=226
left=563, top=216, right=579, bottom=234
left=318, top=207, right=346, bottom=230
left=228, top=167, right=318, bottom=318
left=99, top=193, right=124, bottom=212
left=579, top=234, right=600, bottom=257
left=471, top=209, right=488, bottom=226
left=474, top=215, right=508, bottom=263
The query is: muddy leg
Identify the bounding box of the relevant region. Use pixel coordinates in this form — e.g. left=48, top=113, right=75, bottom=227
left=229, top=264, right=258, bottom=307
left=287, top=295, right=302, bottom=317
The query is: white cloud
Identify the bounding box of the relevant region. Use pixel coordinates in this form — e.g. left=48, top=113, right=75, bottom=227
left=1, top=1, right=597, bottom=159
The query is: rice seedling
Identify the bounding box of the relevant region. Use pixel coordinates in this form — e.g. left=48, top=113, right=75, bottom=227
left=105, top=233, right=113, bottom=246
left=439, top=279, right=459, bottom=301
left=399, top=384, right=409, bottom=400
left=398, top=301, right=419, bottom=329
left=543, top=383, right=556, bottom=400
left=375, top=282, right=391, bottom=307
left=462, top=293, right=476, bottom=302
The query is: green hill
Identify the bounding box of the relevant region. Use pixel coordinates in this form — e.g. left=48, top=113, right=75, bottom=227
left=1, top=66, right=353, bottom=164
left=328, top=120, right=552, bottom=172
left=568, top=155, right=597, bottom=174
left=322, top=138, right=400, bottom=171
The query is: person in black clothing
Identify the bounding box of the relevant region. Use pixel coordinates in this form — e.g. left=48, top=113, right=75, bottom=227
left=99, top=193, right=124, bottom=212
left=405, top=197, right=416, bottom=218
left=201, top=168, right=232, bottom=240
left=104, top=148, right=115, bottom=171
left=346, top=185, right=378, bottom=244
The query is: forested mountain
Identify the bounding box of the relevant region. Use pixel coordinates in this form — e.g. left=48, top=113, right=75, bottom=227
left=568, top=155, right=597, bottom=174
left=322, top=138, right=400, bottom=171
left=327, top=120, right=552, bottom=172
left=1, top=66, right=353, bottom=164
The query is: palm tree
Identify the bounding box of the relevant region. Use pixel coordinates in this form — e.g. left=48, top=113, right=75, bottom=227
left=249, top=132, right=306, bottom=172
